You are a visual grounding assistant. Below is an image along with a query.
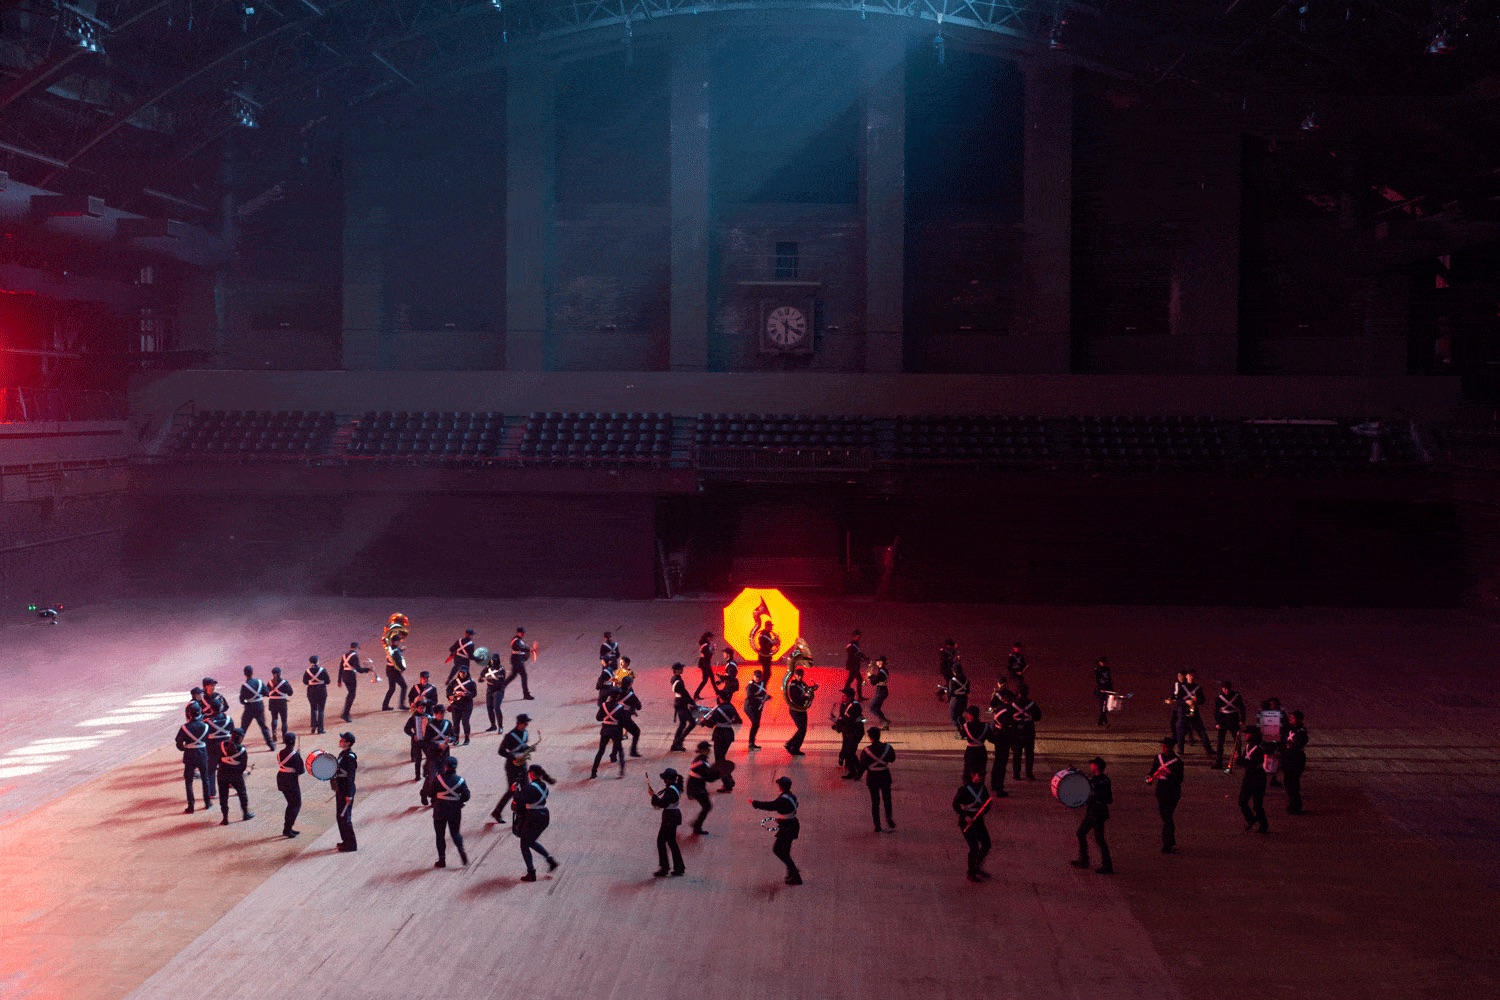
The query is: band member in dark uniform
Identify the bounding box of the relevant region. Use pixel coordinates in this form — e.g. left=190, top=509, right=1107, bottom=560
left=202, top=677, right=230, bottom=719
left=303, top=656, right=329, bottom=735
left=189, top=686, right=209, bottom=722
left=590, top=690, right=629, bottom=780
left=946, top=661, right=970, bottom=737
left=1069, top=757, right=1114, bottom=875
left=425, top=756, right=471, bottom=867
left=381, top=637, right=408, bottom=711
left=858, top=727, right=896, bottom=832
left=447, top=667, right=478, bottom=745
left=713, top=657, right=740, bottom=707
left=481, top=653, right=509, bottom=732
left=618, top=667, right=643, bottom=757
left=1213, top=679, right=1247, bottom=770
left=337, top=642, right=371, bottom=723
left=420, top=706, right=456, bottom=802
left=1147, top=735, right=1184, bottom=854
left=669, top=662, right=698, bottom=752
left=686, top=742, right=717, bottom=834
left=1094, top=657, right=1113, bottom=727
left=404, top=701, right=431, bottom=782
left=333, top=732, right=358, bottom=851
left=238, top=665, right=275, bottom=751
left=1282, top=710, right=1309, bottom=814
left=489, top=714, right=532, bottom=822
left=1171, top=669, right=1212, bottom=760
left=988, top=691, right=1015, bottom=798
left=276, top=732, right=304, bottom=837
left=938, top=638, right=958, bottom=684
left=1236, top=725, right=1271, bottom=833
left=693, top=632, right=716, bottom=699
left=750, top=776, right=802, bottom=885
left=756, top=623, right=777, bottom=682
left=844, top=630, right=870, bottom=699
left=651, top=767, right=686, bottom=877
left=867, top=656, right=891, bottom=726
left=1006, top=643, right=1028, bottom=684
left=447, top=629, right=477, bottom=684
left=594, top=659, right=617, bottom=706
left=835, top=687, right=865, bottom=778
left=509, top=628, right=533, bottom=700
left=705, top=694, right=741, bottom=791
left=268, top=667, right=292, bottom=741
left=203, top=707, right=231, bottom=802
left=744, top=669, right=769, bottom=750
left=960, top=706, right=990, bottom=783
left=216, top=728, right=254, bottom=825
left=1011, top=686, right=1041, bottom=781
left=515, top=764, right=559, bottom=881
left=954, top=772, right=992, bottom=882
left=410, top=670, right=438, bottom=713
left=600, top=632, right=621, bottom=673
left=783, top=667, right=816, bottom=756
left=176, top=704, right=211, bottom=813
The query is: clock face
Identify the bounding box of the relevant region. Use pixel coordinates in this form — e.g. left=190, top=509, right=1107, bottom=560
left=765, top=305, right=808, bottom=347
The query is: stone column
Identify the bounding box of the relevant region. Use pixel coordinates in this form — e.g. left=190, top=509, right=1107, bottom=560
left=669, top=27, right=711, bottom=372
left=506, top=59, right=555, bottom=371
left=1020, top=60, right=1072, bottom=370
left=862, top=32, right=906, bottom=372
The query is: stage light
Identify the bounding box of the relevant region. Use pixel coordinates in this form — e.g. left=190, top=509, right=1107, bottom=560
left=1426, top=30, right=1454, bottom=55
left=232, top=91, right=260, bottom=128
left=1299, top=109, right=1320, bottom=132
left=1049, top=19, right=1068, bottom=49
left=723, top=588, right=801, bottom=663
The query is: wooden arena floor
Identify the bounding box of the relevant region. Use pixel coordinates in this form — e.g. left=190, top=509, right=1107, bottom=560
left=0, top=597, right=1497, bottom=1000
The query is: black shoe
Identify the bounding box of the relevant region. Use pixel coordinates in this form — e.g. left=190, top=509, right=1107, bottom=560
left=886, top=820, right=896, bottom=829
left=874, top=827, right=885, bottom=834
left=435, top=859, right=447, bottom=868
left=629, top=751, right=642, bottom=758
left=520, top=872, right=536, bottom=882
left=968, top=872, right=983, bottom=883
left=785, top=873, right=803, bottom=885
left=588, top=773, right=597, bottom=780
left=383, top=707, right=393, bottom=712
left=285, top=830, right=300, bottom=838
left=546, top=857, right=559, bottom=872
left=243, top=812, right=254, bottom=821
left=219, top=817, right=229, bottom=826
left=749, top=744, right=762, bottom=751
left=1096, top=866, right=1115, bottom=875
left=337, top=844, right=356, bottom=852
left=653, top=869, right=670, bottom=877
left=691, top=827, right=705, bottom=836
left=522, top=696, right=534, bottom=701
left=670, top=869, right=685, bottom=877
left=1069, top=859, right=1090, bottom=869
left=490, top=812, right=503, bottom=823
left=1162, top=845, right=1175, bottom=854
left=184, top=806, right=195, bottom=814
left=484, top=727, right=498, bottom=732
left=458, top=849, right=468, bottom=865
left=669, top=746, right=685, bottom=753
left=976, top=869, right=992, bottom=879
left=462, top=740, right=470, bottom=746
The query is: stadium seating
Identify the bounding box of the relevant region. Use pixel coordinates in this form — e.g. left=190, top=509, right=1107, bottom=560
left=694, top=414, right=876, bottom=450
left=346, top=411, right=504, bottom=461
left=892, top=415, right=1053, bottom=465
left=168, top=410, right=339, bottom=459
left=520, top=411, right=673, bottom=465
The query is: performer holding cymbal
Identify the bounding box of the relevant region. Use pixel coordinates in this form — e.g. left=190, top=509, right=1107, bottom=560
left=649, top=767, right=686, bottom=877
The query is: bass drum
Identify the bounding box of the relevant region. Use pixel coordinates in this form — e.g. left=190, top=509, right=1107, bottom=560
left=306, top=748, right=338, bottom=781
left=1050, top=768, right=1090, bottom=809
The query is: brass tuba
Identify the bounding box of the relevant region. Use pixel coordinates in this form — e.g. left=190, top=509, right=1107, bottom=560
left=383, top=612, right=410, bottom=647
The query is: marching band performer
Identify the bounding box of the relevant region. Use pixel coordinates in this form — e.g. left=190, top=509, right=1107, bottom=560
left=750, top=776, right=802, bottom=885
left=954, top=771, right=993, bottom=882
left=590, top=690, right=629, bottom=779
left=650, top=767, right=686, bottom=877
left=1283, top=710, right=1309, bottom=815
left=938, top=638, right=959, bottom=684
left=686, top=742, right=717, bottom=835
left=446, top=629, right=476, bottom=684
left=835, top=687, right=865, bottom=778
left=714, top=657, right=740, bottom=706
left=988, top=690, right=1015, bottom=799
left=515, top=764, right=559, bottom=881
left=276, top=731, right=304, bottom=838
left=381, top=637, right=409, bottom=711
left=669, top=662, right=698, bottom=753
left=844, top=630, right=870, bottom=700
left=203, top=706, right=232, bottom=803
left=216, top=728, right=254, bottom=826
left=481, top=653, right=509, bottom=732
left=410, top=670, right=439, bottom=713
left=447, top=667, right=478, bottom=745
left=867, top=656, right=891, bottom=726
left=1094, top=657, right=1113, bottom=727
left=404, top=701, right=431, bottom=782
left=1213, top=679, right=1247, bottom=770
left=509, top=628, right=534, bottom=700
left=744, top=668, right=769, bottom=750
left=268, top=667, right=293, bottom=742
left=302, top=656, right=330, bottom=735
left=420, top=706, right=456, bottom=803
left=1170, top=669, right=1212, bottom=761
left=238, top=665, right=275, bottom=751
left=857, top=727, right=897, bottom=833
left=1006, top=643, right=1028, bottom=684
left=693, top=631, right=716, bottom=700
left=960, top=706, right=990, bottom=784
left=1147, top=735, right=1184, bottom=854
left=489, top=714, right=533, bottom=822
left=1235, top=725, right=1271, bottom=834
left=176, top=704, right=211, bottom=813
left=595, top=657, right=617, bottom=705
left=755, top=621, right=777, bottom=681
left=424, top=756, right=470, bottom=868
left=337, top=642, right=371, bottom=724
left=705, top=693, right=742, bottom=791
left=599, top=632, right=621, bottom=672
left=1010, top=686, right=1042, bottom=781
left=1069, top=757, right=1114, bottom=875
left=618, top=666, right=643, bottom=757
left=945, top=661, right=970, bottom=737
left=783, top=667, right=817, bottom=756
left=333, top=732, right=358, bottom=852
left=202, top=677, right=230, bottom=719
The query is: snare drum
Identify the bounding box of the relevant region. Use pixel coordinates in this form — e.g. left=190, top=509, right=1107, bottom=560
left=1050, top=767, right=1091, bottom=808
left=306, top=748, right=338, bottom=781
left=1103, top=691, right=1129, bottom=713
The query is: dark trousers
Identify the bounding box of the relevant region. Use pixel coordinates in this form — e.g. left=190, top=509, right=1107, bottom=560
left=990, top=737, right=1012, bottom=792
left=1076, top=810, right=1112, bottom=869
left=1214, top=719, right=1240, bottom=768
left=711, top=728, right=736, bottom=789
left=1156, top=789, right=1180, bottom=850
left=1095, top=690, right=1109, bottom=726
left=838, top=729, right=861, bottom=771
left=786, top=711, right=809, bottom=753
left=452, top=703, right=473, bottom=742
left=772, top=822, right=799, bottom=877
left=671, top=705, right=695, bottom=750
left=845, top=668, right=865, bottom=699
left=182, top=751, right=210, bottom=807
left=485, top=688, right=505, bottom=729
left=278, top=775, right=301, bottom=834
left=433, top=805, right=465, bottom=861
left=218, top=769, right=248, bottom=817
left=693, top=666, right=715, bottom=700
left=867, top=773, right=894, bottom=829
left=758, top=654, right=773, bottom=682
left=623, top=717, right=641, bottom=755
left=746, top=705, right=763, bottom=746
left=869, top=687, right=889, bottom=723
left=963, top=817, right=991, bottom=874
left=656, top=815, right=684, bottom=873
left=592, top=729, right=625, bottom=777
left=382, top=670, right=408, bottom=710
left=339, top=683, right=357, bottom=722
left=410, top=741, right=424, bottom=780
left=1239, top=779, right=1269, bottom=831
left=688, top=789, right=712, bottom=832
left=268, top=700, right=288, bottom=738
left=948, top=695, right=968, bottom=734
left=492, top=764, right=525, bottom=819
left=335, top=791, right=356, bottom=849
left=963, top=745, right=988, bottom=783
left=1174, top=712, right=1211, bottom=757
left=510, top=656, right=531, bottom=698
left=1013, top=727, right=1036, bottom=779
left=519, top=813, right=552, bottom=873
left=307, top=688, right=327, bottom=733
left=1283, top=756, right=1306, bottom=813
left=240, top=703, right=272, bottom=747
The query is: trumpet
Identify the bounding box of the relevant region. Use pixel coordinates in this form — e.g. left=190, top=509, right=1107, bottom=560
left=512, top=731, right=542, bottom=763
